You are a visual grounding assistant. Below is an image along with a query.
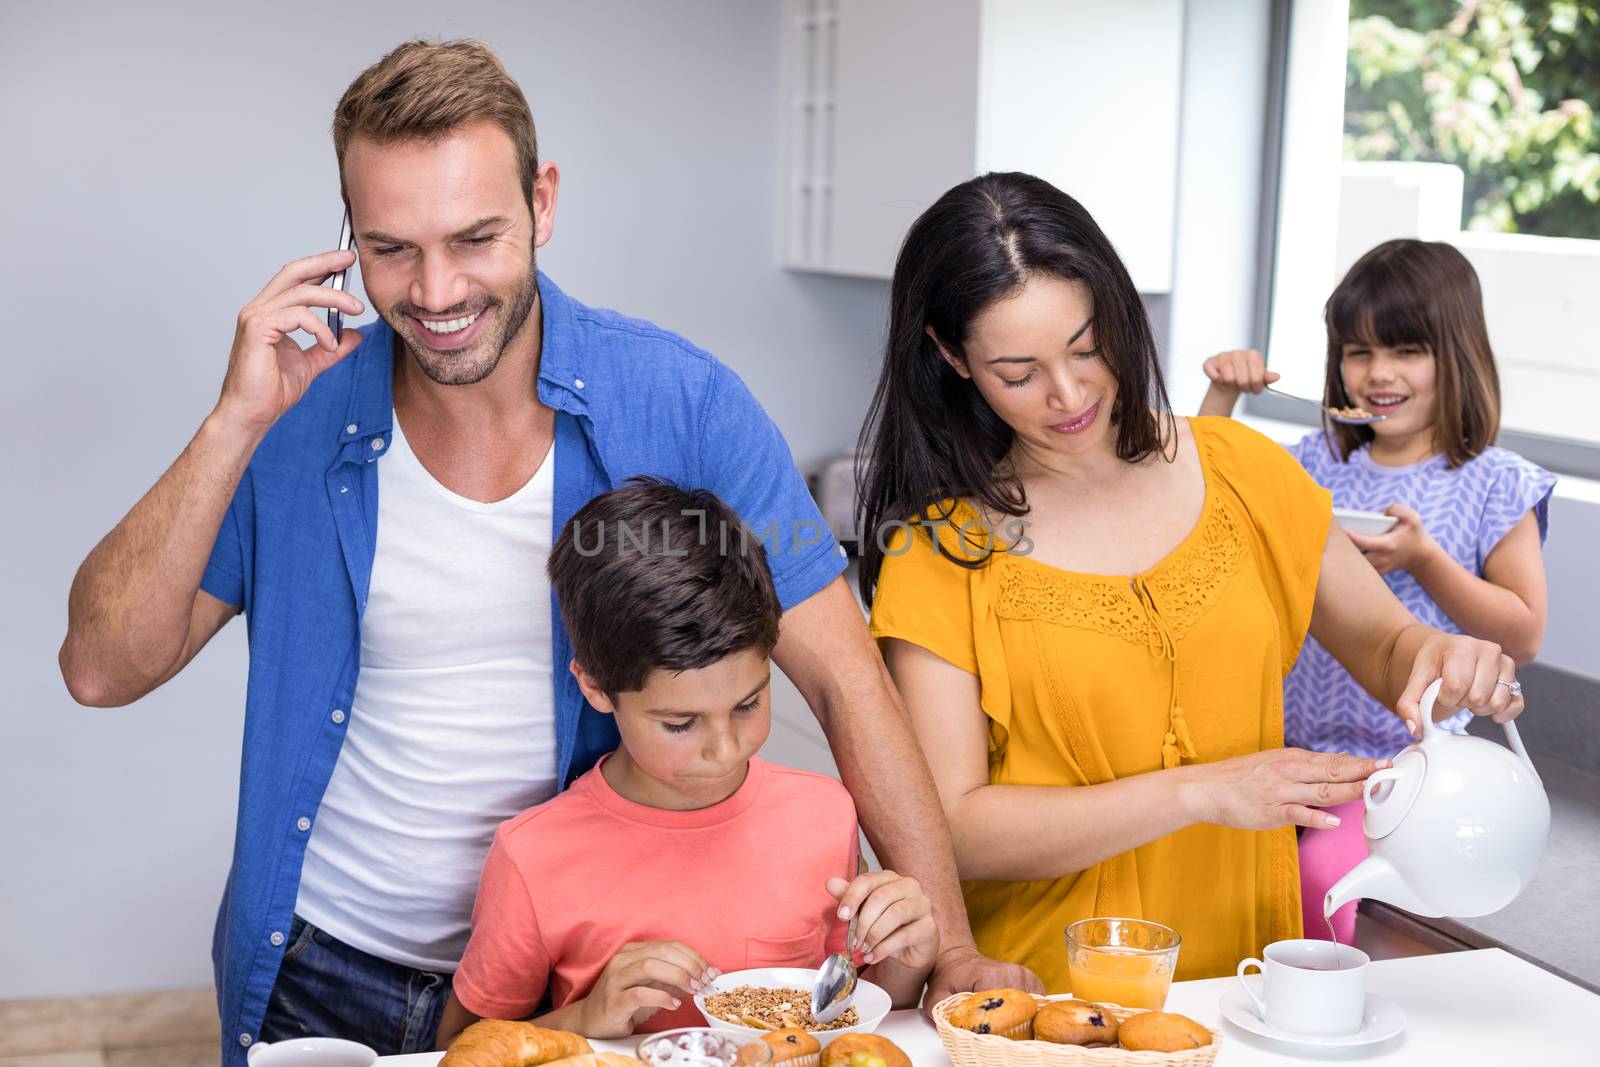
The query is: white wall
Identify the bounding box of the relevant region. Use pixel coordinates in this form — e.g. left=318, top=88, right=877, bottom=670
left=1541, top=485, right=1600, bottom=678
left=977, top=0, right=1184, bottom=293
left=0, top=0, right=886, bottom=999
left=1162, top=0, right=1273, bottom=415
left=1260, top=0, right=1351, bottom=399
left=1458, top=231, right=1600, bottom=445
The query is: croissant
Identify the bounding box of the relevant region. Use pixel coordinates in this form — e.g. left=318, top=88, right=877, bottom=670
left=544, top=1056, right=646, bottom=1066
left=440, top=1020, right=592, bottom=1066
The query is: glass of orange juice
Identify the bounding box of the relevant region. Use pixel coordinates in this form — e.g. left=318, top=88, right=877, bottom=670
left=1064, top=917, right=1181, bottom=1010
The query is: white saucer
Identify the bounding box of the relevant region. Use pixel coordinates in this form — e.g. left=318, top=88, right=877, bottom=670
left=1220, top=981, right=1406, bottom=1048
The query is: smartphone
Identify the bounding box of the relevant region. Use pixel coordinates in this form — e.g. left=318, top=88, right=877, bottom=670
left=327, top=207, right=355, bottom=341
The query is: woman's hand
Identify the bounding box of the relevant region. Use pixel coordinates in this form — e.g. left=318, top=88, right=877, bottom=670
left=1346, top=505, right=1439, bottom=575
left=1395, top=631, right=1525, bottom=733
left=827, top=871, right=939, bottom=972
left=1185, top=748, right=1388, bottom=831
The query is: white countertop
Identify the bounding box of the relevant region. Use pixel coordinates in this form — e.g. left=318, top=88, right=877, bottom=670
left=380, top=949, right=1594, bottom=1065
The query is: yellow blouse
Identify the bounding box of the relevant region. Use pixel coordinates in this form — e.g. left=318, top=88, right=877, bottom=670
left=869, top=417, right=1332, bottom=988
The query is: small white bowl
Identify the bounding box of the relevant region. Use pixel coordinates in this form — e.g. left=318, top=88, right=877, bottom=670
left=693, top=966, right=892, bottom=1047
left=1334, top=507, right=1399, bottom=536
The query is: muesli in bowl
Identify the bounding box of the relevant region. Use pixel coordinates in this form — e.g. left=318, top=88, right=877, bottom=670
left=692, top=967, right=892, bottom=1047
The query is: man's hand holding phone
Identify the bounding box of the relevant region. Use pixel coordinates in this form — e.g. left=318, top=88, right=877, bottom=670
left=213, top=246, right=366, bottom=440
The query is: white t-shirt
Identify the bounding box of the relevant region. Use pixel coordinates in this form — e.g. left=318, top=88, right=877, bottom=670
left=296, top=413, right=558, bottom=972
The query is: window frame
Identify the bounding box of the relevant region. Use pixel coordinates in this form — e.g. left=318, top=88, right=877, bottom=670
left=1244, top=0, right=1600, bottom=481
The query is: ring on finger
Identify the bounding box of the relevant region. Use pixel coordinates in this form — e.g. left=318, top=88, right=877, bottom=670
left=1496, top=678, right=1523, bottom=697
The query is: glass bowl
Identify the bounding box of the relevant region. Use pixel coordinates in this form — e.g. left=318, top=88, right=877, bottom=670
left=636, top=1027, right=773, bottom=1066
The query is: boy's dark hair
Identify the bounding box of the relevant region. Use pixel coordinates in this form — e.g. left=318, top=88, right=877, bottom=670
left=548, top=477, right=782, bottom=695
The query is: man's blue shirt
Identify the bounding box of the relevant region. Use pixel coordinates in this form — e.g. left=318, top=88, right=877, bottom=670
left=198, top=272, right=844, bottom=1062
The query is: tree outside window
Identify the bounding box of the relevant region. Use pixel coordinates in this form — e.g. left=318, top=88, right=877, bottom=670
left=1346, top=0, right=1600, bottom=239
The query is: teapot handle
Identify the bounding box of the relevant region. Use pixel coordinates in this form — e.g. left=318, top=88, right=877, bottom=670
left=1417, top=679, right=1453, bottom=747
left=1502, top=719, right=1540, bottom=782
left=1417, top=679, right=1540, bottom=780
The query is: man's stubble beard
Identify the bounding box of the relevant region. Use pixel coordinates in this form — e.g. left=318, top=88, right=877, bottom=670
left=389, top=245, right=540, bottom=387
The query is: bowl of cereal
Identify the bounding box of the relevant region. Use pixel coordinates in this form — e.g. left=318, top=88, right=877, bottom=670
left=693, top=967, right=892, bottom=1047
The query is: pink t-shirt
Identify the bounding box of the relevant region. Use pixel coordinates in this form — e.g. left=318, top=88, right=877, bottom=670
left=453, top=756, right=859, bottom=1032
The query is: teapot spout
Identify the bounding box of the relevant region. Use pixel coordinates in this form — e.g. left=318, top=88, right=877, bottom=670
left=1325, top=854, right=1442, bottom=920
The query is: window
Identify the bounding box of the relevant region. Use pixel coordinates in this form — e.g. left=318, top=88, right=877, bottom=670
left=1256, top=0, right=1600, bottom=474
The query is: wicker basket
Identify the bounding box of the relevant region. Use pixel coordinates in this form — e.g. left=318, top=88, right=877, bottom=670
left=932, top=994, right=1222, bottom=1067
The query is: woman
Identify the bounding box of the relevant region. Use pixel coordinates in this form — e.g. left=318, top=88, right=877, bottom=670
left=857, top=173, right=1525, bottom=986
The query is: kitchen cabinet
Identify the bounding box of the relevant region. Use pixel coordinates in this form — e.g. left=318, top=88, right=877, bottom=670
left=779, top=0, right=1185, bottom=291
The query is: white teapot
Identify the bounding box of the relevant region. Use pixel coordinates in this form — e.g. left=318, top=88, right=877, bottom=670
left=1324, top=678, right=1550, bottom=919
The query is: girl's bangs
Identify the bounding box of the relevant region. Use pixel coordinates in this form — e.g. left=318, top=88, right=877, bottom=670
left=1327, top=263, right=1434, bottom=350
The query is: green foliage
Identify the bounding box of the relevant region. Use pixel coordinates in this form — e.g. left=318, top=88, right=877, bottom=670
left=1346, top=0, right=1600, bottom=238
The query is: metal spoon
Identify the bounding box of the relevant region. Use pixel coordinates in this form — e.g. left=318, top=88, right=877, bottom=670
left=1264, top=386, right=1388, bottom=426
left=813, top=855, right=866, bottom=1024
left=812, top=905, right=860, bottom=1024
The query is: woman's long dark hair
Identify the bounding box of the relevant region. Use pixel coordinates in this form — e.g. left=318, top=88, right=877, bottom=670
left=855, top=172, right=1174, bottom=605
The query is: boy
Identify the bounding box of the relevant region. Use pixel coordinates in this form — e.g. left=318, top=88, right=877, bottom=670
left=437, top=479, right=939, bottom=1043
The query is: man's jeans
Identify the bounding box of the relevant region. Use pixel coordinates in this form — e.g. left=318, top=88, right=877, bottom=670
left=259, top=915, right=452, bottom=1055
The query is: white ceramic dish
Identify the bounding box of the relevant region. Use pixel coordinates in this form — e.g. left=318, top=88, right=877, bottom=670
left=1333, top=507, right=1399, bottom=536
left=1220, top=980, right=1405, bottom=1048
left=693, top=967, right=892, bottom=1047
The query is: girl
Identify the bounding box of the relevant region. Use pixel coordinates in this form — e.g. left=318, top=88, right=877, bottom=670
left=858, top=176, right=1523, bottom=987
left=1199, top=238, right=1554, bottom=944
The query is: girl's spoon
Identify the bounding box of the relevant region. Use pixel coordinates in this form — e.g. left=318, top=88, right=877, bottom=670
left=1265, top=385, right=1388, bottom=426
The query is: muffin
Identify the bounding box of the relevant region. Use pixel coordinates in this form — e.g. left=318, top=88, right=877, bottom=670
left=760, top=1028, right=821, bottom=1067
left=947, top=987, right=1038, bottom=1040
left=1118, top=1011, right=1213, bottom=1052
left=818, top=1034, right=910, bottom=1067
left=1035, top=999, right=1119, bottom=1047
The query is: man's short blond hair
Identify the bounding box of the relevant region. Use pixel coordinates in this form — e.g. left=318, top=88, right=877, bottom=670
left=333, top=39, right=538, bottom=206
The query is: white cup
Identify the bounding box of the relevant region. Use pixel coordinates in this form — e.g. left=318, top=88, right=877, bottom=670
left=1235, top=939, right=1369, bottom=1037
left=245, top=1038, right=378, bottom=1067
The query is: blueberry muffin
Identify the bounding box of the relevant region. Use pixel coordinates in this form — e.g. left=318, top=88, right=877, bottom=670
left=1035, top=999, right=1119, bottom=1047
left=760, top=1028, right=820, bottom=1067
left=947, top=987, right=1038, bottom=1040
left=1118, top=1011, right=1213, bottom=1052
left=818, top=1033, right=910, bottom=1067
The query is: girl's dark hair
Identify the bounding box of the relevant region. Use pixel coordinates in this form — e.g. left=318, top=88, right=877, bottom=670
left=1322, top=239, right=1501, bottom=467
left=855, top=171, right=1173, bottom=604
left=548, top=477, right=781, bottom=695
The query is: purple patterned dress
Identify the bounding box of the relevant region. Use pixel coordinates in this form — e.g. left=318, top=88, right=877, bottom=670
left=1282, top=433, right=1556, bottom=759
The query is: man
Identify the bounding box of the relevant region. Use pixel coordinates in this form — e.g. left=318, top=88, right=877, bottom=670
left=59, top=39, right=1036, bottom=1065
